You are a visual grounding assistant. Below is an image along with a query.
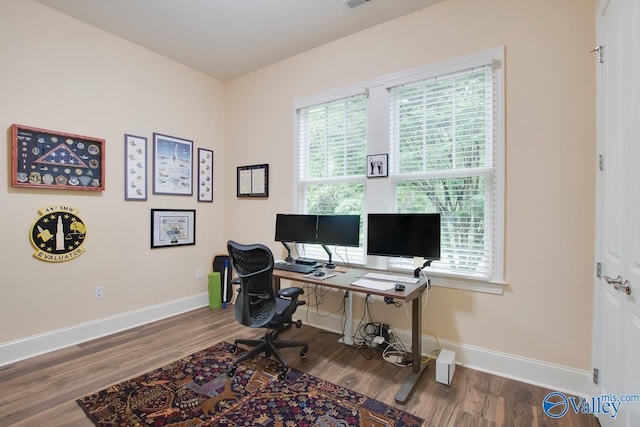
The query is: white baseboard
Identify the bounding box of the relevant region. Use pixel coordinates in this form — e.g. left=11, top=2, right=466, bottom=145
left=1, top=296, right=592, bottom=399
left=295, top=309, right=592, bottom=398
left=0, top=293, right=209, bottom=367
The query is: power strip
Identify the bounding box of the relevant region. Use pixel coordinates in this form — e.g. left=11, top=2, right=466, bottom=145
left=384, top=354, right=403, bottom=364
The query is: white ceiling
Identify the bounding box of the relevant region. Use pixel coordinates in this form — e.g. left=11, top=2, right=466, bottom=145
left=35, top=0, right=444, bottom=81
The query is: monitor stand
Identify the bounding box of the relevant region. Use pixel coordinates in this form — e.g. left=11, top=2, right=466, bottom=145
left=414, top=259, right=433, bottom=277
left=321, top=244, right=335, bottom=269
left=281, top=242, right=294, bottom=263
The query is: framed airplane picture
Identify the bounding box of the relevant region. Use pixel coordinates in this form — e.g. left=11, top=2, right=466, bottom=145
left=152, top=133, right=193, bottom=196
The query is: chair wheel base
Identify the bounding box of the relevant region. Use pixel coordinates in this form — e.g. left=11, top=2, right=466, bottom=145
left=278, top=369, right=288, bottom=380
left=227, top=367, right=236, bottom=378
left=300, top=346, right=308, bottom=358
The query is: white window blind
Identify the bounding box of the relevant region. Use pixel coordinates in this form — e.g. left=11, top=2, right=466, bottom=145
left=296, top=94, right=367, bottom=265
left=294, top=49, right=505, bottom=289
left=389, top=64, right=497, bottom=279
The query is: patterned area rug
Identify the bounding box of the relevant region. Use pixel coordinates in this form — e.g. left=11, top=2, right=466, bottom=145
left=77, top=341, right=424, bottom=426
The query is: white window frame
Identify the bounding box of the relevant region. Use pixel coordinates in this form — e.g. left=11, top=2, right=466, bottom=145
left=294, top=89, right=368, bottom=265
left=294, top=47, right=506, bottom=294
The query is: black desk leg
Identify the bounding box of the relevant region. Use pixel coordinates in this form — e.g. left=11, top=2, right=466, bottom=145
left=395, top=290, right=428, bottom=404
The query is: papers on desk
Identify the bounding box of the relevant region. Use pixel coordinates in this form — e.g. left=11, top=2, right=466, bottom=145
left=351, top=278, right=396, bottom=291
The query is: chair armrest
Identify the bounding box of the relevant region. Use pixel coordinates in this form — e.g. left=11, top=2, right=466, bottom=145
left=278, top=287, right=304, bottom=299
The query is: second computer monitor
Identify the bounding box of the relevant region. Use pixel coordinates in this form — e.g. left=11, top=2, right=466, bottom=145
left=367, top=213, right=441, bottom=261
left=316, top=215, right=360, bottom=247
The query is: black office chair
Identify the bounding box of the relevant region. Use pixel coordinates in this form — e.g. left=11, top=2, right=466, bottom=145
left=226, top=240, right=308, bottom=379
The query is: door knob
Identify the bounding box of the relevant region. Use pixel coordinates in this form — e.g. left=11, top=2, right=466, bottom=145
left=604, top=275, right=623, bottom=285
left=604, top=275, right=632, bottom=296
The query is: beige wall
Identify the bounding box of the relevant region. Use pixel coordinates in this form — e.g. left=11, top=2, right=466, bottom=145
left=1, top=0, right=596, bottom=374
left=225, top=0, right=597, bottom=370
left=0, top=1, right=225, bottom=341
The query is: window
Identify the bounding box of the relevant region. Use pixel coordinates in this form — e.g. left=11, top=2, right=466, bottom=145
left=296, top=94, right=367, bottom=265
left=295, top=48, right=504, bottom=291
left=389, top=64, right=498, bottom=280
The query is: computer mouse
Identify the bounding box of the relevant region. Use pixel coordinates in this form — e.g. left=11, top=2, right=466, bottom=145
left=314, top=270, right=325, bottom=277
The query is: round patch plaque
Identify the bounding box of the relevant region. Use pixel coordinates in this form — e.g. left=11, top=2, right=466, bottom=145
left=30, top=205, right=87, bottom=262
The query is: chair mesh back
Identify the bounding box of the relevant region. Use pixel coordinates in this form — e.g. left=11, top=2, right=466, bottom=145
left=227, top=241, right=276, bottom=328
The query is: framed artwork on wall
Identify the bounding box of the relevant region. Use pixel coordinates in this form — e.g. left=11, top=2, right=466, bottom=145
left=236, top=163, right=269, bottom=198
left=10, top=124, right=105, bottom=191
left=366, top=153, right=388, bottom=178
left=124, top=134, right=147, bottom=200
left=150, top=209, right=196, bottom=248
left=197, top=148, right=213, bottom=202
left=152, top=133, right=193, bottom=196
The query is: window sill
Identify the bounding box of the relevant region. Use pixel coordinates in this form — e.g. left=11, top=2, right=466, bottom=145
left=356, top=262, right=507, bottom=295
left=425, top=272, right=506, bottom=295
left=361, top=261, right=507, bottom=295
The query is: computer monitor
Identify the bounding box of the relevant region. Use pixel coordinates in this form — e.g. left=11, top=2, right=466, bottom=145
left=316, top=215, right=361, bottom=247
left=275, top=214, right=318, bottom=262
left=274, top=214, right=317, bottom=243
left=367, top=213, right=441, bottom=273
left=316, top=214, right=361, bottom=269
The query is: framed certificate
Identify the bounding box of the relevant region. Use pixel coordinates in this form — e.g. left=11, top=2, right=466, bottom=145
left=236, top=164, right=269, bottom=198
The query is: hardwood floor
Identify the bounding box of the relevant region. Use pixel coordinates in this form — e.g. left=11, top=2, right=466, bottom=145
left=0, top=307, right=600, bottom=427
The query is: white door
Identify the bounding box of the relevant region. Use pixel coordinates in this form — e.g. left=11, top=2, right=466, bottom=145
left=594, top=0, right=640, bottom=426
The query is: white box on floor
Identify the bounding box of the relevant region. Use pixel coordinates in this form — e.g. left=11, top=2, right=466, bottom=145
left=435, top=349, right=455, bottom=385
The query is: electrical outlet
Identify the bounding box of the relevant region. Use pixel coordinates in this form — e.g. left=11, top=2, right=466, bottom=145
left=95, top=286, right=103, bottom=299
left=366, top=294, right=373, bottom=303
left=195, top=267, right=204, bottom=279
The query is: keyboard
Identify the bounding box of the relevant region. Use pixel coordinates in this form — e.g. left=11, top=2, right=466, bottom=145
left=363, top=272, right=419, bottom=284
left=274, top=262, right=317, bottom=274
